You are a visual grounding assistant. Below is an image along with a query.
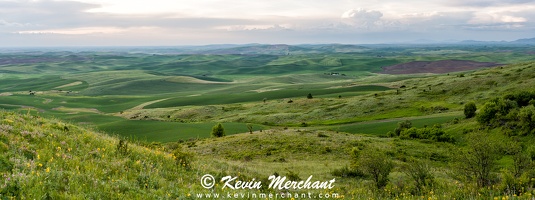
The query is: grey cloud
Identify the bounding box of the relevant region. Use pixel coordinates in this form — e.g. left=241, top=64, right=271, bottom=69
left=446, top=0, right=535, bottom=7
left=0, top=0, right=257, bottom=33
left=0, top=0, right=100, bottom=30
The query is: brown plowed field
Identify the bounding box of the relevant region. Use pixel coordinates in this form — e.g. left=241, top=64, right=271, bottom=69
left=381, top=60, right=502, bottom=74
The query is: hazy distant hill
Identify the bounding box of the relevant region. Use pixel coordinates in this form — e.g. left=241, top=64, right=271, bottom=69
left=460, top=37, right=535, bottom=45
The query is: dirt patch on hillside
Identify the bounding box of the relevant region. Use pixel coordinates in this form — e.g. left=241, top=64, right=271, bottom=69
left=381, top=60, right=502, bottom=74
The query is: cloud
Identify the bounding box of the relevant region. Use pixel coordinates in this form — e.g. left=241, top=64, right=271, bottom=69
left=0, top=0, right=100, bottom=31
left=469, top=13, right=527, bottom=24
left=0, top=0, right=535, bottom=46
left=341, top=8, right=383, bottom=28
left=0, top=19, right=30, bottom=27
left=446, top=0, right=535, bottom=7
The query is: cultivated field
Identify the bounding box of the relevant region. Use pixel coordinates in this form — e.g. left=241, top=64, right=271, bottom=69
left=2, top=44, right=535, bottom=199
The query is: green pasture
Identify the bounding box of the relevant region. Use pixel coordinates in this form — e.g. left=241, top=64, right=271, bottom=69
left=332, top=114, right=462, bottom=136
left=0, top=94, right=153, bottom=113
left=146, top=85, right=391, bottom=108
left=98, top=120, right=265, bottom=142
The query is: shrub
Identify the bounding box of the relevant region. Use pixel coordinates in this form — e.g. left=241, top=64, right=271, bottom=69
left=307, top=93, right=313, bottom=99
left=246, top=123, right=253, bottom=134
left=0, top=155, right=13, bottom=173
left=402, top=159, right=435, bottom=194
left=399, top=125, right=454, bottom=143
left=331, top=166, right=365, bottom=178
left=394, top=120, right=412, bottom=136
left=517, top=105, right=535, bottom=135
left=464, top=102, right=477, bottom=119
left=477, top=98, right=518, bottom=125
left=317, top=132, right=328, bottom=137
left=116, top=139, right=129, bottom=156
left=286, top=169, right=301, bottom=181
left=357, top=147, right=394, bottom=189
left=211, top=123, right=226, bottom=137
left=173, top=147, right=194, bottom=170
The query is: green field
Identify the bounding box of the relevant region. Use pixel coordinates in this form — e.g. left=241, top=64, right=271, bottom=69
left=2, top=44, right=535, bottom=140
left=3, top=44, right=535, bottom=199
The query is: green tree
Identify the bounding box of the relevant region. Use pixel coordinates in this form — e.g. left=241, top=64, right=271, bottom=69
left=307, top=93, right=313, bottom=99
left=518, top=105, right=535, bottom=135
left=357, top=147, right=394, bottom=189
left=464, top=102, right=477, bottom=119
left=394, top=120, right=412, bottom=136
left=477, top=98, right=518, bottom=126
left=454, top=132, right=502, bottom=188
left=211, top=123, right=226, bottom=137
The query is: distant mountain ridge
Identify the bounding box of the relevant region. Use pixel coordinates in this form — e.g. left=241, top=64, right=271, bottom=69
left=460, top=37, right=535, bottom=45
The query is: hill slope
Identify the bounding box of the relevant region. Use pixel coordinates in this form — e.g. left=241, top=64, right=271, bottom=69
left=0, top=111, right=199, bottom=198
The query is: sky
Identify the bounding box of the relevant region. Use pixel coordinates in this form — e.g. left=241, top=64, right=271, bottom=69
left=0, top=0, right=534, bottom=46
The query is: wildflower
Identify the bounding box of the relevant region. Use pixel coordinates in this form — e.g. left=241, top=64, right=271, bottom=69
left=46, top=167, right=50, bottom=173
left=38, top=163, right=43, bottom=167
left=187, top=193, right=191, bottom=197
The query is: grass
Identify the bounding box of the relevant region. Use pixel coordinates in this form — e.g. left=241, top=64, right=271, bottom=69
left=98, top=120, right=266, bottom=142
left=332, top=114, right=461, bottom=136
left=0, top=110, right=198, bottom=199
left=145, top=85, right=391, bottom=108
left=3, top=44, right=535, bottom=198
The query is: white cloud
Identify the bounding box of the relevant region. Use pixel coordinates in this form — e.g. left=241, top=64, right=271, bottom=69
left=341, top=9, right=383, bottom=21
left=469, top=12, right=527, bottom=24
left=341, top=8, right=383, bottom=28
left=1, top=0, right=535, bottom=46
left=0, top=19, right=29, bottom=27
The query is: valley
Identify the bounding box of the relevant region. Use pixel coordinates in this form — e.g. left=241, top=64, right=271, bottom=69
left=2, top=43, right=535, bottom=199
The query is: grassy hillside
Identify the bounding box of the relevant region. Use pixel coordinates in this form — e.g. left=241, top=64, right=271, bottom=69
left=0, top=111, right=200, bottom=198
left=3, top=109, right=535, bottom=199
left=132, top=61, right=535, bottom=135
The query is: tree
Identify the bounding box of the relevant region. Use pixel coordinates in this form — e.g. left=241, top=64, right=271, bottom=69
left=307, top=93, right=313, bottom=99
left=246, top=123, right=253, bottom=134
left=464, top=102, right=477, bottom=119
left=211, top=123, right=226, bottom=137
left=394, top=120, right=412, bottom=136
left=402, top=159, right=434, bottom=194
left=517, top=105, right=535, bottom=135
left=454, top=132, right=503, bottom=188
left=357, top=147, right=394, bottom=189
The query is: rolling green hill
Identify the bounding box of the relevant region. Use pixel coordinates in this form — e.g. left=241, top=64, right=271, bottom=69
left=2, top=44, right=535, bottom=199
